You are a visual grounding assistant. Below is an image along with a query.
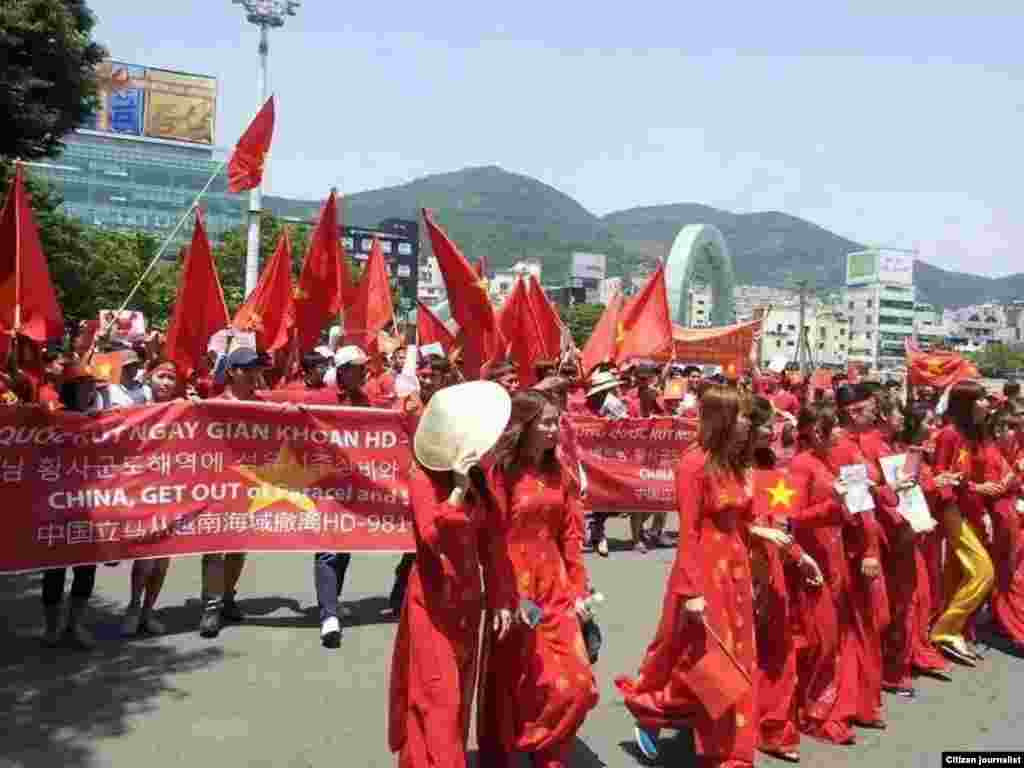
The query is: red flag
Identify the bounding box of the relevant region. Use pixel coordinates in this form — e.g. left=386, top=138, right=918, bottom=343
left=581, top=291, right=624, bottom=376
left=615, top=262, right=672, bottom=363
left=227, top=96, right=275, bottom=194
left=422, top=209, right=503, bottom=379
left=0, top=165, right=64, bottom=344
left=527, top=275, right=563, bottom=359
left=906, top=346, right=978, bottom=389
left=164, top=210, right=229, bottom=380
left=752, top=468, right=803, bottom=522
left=347, top=238, right=394, bottom=350
left=502, top=279, right=547, bottom=387
left=292, top=191, right=352, bottom=352
left=232, top=228, right=294, bottom=351
left=416, top=301, right=455, bottom=352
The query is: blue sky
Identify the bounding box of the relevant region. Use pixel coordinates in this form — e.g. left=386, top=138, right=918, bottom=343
left=86, top=1, right=1024, bottom=276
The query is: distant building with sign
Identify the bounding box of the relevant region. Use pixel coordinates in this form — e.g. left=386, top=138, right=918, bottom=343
left=570, top=252, right=607, bottom=303
left=27, top=59, right=242, bottom=246
left=843, top=248, right=916, bottom=371
left=342, top=221, right=420, bottom=316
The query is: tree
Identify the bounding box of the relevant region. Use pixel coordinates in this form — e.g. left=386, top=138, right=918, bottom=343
left=0, top=0, right=107, bottom=160
left=967, top=343, right=1024, bottom=374
left=559, top=303, right=605, bottom=348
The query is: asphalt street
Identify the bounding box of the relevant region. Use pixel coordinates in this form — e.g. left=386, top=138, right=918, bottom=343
left=1, top=518, right=1021, bottom=768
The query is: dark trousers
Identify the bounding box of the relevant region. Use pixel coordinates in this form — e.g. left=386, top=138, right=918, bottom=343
left=314, top=552, right=351, bottom=622
left=589, top=512, right=610, bottom=543
left=42, top=566, right=97, bottom=607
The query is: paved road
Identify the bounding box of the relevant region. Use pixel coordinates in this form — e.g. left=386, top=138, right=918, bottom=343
left=2, top=518, right=1021, bottom=768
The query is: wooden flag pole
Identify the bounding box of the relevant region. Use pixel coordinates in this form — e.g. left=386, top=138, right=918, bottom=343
left=702, top=616, right=752, bottom=684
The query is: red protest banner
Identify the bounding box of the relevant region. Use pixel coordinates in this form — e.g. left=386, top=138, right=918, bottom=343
left=0, top=401, right=414, bottom=573
left=564, top=416, right=698, bottom=512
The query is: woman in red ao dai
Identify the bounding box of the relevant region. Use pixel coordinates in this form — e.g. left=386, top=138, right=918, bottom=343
left=477, top=390, right=598, bottom=768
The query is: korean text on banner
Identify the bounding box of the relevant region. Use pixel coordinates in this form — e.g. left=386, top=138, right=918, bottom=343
left=0, top=401, right=414, bottom=574
left=563, top=416, right=698, bottom=513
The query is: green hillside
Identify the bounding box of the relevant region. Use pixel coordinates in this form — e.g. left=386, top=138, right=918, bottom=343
left=265, top=166, right=1021, bottom=308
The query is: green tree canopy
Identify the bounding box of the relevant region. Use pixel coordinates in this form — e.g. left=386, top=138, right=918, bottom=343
left=0, top=0, right=107, bottom=160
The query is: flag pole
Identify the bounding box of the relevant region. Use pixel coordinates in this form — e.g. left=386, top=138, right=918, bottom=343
left=96, top=157, right=229, bottom=346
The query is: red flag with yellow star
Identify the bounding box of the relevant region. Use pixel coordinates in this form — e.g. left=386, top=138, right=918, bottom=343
left=232, top=227, right=294, bottom=351
left=752, top=468, right=802, bottom=522
left=527, top=275, right=564, bottom=359
left=615, top=261, right=672, bottom=364
left=581, top=291, right=624, bottom=377
left=293, top=191, right=353, bottom=352
left=227, top=96, right=275, bottom=193
left=164, top=210, right=230, bottom=380
left=0, top=165, right=64, bottom=346
left=906, top=343, right=978, bottom=389
left=500, top=277, right=548, bottom=387
left=346, top=238, right=394, bottom=351
left=422, top=209, right=502, bottom=378
left=416, top=300, right=456, bottom=353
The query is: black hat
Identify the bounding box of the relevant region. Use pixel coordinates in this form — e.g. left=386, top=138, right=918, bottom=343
left=301, top=352, right=331, bottom=371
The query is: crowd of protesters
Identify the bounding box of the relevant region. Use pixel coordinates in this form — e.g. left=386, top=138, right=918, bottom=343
left=4, top=315, right=1024, bottom=768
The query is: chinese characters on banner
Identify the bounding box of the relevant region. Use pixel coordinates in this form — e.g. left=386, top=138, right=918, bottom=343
left=564, top=416, right=698, bottom=513
left=0, top=402, right=415, bottom=573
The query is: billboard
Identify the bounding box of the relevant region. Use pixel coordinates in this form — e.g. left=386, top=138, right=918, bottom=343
left=878, top=250, right=914, bottom=285
left=87, top=60, right=217, bottom=145
left=571, top=252, right=607, bottom=281
left=846, top=250, right=879, bottom=286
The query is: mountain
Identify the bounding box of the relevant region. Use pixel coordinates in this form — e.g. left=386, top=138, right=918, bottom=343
left=265, top=166, right=1020, bottom=308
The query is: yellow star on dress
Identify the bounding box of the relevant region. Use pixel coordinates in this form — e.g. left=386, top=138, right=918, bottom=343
left=292, top=285, right=308, bottom=301
left=232, top=443, right=331, bottom=514
left=766, top=478, right=796, bottom=509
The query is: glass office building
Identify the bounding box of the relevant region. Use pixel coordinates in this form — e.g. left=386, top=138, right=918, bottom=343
left=27, top=130, right=244, bottom=247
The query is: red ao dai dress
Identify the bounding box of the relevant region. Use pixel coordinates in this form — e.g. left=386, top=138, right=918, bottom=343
left=477, top=463, right=598, bottom=768
left=616, top=448, right=758, bottom=768
left=388, top=467, right=509, bottom=768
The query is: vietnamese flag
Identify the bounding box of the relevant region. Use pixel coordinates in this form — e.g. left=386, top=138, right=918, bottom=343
left=233, top=227, right=294, bottom=351
left=227, top=96, right=275, bottom=194
left=581, top=291, right=624, bottom=376
left=615, top=262, right=672, bottom=364
left=502, top=278, right=547, bottom=387
left=292, top=191, right=352, bottom=352
left=164, top=210, right=230, bottom=380
left=906, top=346, right=978, bottom=389
left=752, top=468, right=802, bottom=522
left=347, top=238, right=394, bottom=351
left=0, top=165, right=64, bottom=347
left=416, top=300, right=456, bottom=353
left=527, top=275, right=564, bottom=359
left=422, top=209, right=503, bottom=379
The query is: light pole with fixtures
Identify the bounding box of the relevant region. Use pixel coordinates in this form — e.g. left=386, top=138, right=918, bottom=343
left=232, top=0, right=300, bottom=296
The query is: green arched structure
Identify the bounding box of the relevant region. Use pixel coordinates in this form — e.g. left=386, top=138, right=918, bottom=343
left=663, top=223, right=736, bottom=327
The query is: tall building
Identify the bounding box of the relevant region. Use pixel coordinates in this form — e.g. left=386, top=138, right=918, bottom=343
left=757, top=302, right=849, bottom=368
left=843, top=249, right=916, bottom=370
left=26, top=60, right=242, bottom=246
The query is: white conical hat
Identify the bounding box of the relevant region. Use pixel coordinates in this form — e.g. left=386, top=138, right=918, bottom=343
left=413, top=381, right=512, bottom=471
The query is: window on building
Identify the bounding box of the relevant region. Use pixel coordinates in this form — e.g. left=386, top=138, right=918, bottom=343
left=839, top=328, right=847, bottom=336
left=786, top=340, right=795, bottom=347
left=787, top=324, right=795, bottom=331
left=866, top=331, right=873, bottom=339
left=818, top=342, right=825, bottom=350
left=848, top=302, right=854, bottom=310
left=867, top=299, right=874, bottom=308
left=776, top=340, right=782, bottom=349
left=776, top=324, right=782, bottom=333
left=819, top=327, right=827, bottom=337
left=840, top=344, right=846, bottom=350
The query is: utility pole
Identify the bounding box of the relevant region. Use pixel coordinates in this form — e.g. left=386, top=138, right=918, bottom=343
left=796, top=279, right=808, bottom=376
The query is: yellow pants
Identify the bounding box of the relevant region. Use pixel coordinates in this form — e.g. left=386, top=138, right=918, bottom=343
left=931, top=509, right=994, bottom=646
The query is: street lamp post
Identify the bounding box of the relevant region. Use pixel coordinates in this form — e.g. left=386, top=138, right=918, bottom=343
left=232, top=0, right=300, bottom=297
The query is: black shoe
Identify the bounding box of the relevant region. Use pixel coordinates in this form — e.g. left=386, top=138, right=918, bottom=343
left=199, top=610, right=221, bottom=639
left=320, top=617, right=342, bottom=649
left=220, top=600, right=245, bottom=623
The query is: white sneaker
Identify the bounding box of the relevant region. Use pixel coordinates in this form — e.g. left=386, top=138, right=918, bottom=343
left=142, top=613, right=166, bottom=635
left=320, top=616, right=341, bottom=648
left=121, top=607, right=141, bottom=636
